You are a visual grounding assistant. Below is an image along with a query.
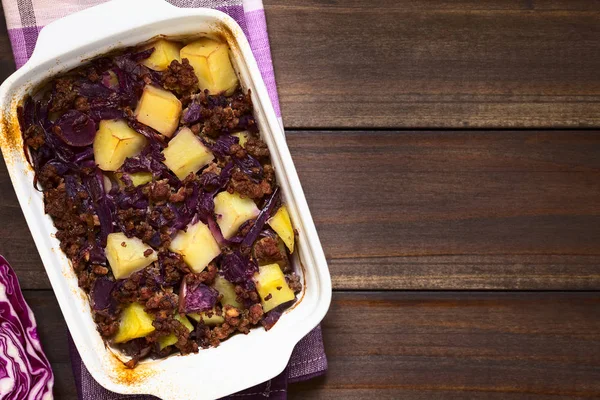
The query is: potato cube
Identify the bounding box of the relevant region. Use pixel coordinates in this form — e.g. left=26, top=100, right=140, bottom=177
left=158, top=314, right=193, bottom=350
left=113, top=303, right=155, bottom=344
left=134, top=85, right=182, bottom=137
left=105, top=232, right=158, bottom=280
left=254, top=263, right=296, bottom=313
left=214, top=191, right=259, bottom=239
left=169, top=221, right=221, bottom=273
left=268, top=205, right=295, bottom=253
left=232, top=131, right=250, bottom=148
left=180, top=38, right=239, bottom=95
left=188, top=308, right=225, bottom=326
left=213, top=275, right=241, bottom=308
left=162, top=127, right=214, bottom=180
left=140, top=39, right=182, bottom=71
left=93, top=120, right=147, bottom=171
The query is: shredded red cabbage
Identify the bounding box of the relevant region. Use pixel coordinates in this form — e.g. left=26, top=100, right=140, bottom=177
left=0, top=257, right=54, bottom=399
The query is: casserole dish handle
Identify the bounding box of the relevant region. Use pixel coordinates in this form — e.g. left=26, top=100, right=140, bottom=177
left=27, top=0, right=181, bottom=66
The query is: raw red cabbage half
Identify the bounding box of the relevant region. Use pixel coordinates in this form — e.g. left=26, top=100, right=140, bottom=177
left=0, top=256, right=54, bottom=399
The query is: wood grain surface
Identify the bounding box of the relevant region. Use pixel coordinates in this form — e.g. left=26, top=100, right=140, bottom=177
left=263, top=0, right=600, bottom=128
left=1, top=1, right=600, bottom=399
left=27, top=291, right=600, bottom=400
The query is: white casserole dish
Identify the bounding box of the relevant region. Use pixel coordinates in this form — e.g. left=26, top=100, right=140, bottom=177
left=0, top=0, right=332, bottom=398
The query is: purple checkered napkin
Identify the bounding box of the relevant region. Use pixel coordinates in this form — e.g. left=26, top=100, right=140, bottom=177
left=0, top=0, right=327, bottom=398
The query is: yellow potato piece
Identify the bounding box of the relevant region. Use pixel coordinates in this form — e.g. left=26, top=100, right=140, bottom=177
left=105, top=232, right=158, bottom=280
left=158, top=314, right=193, bottom=350
left=268, top=205, right=295, bottom=253
left=93, top=120, right=147, bottom=171
left=169, top=221, right=221, bottom=273
left=254, top=263, right=295, bottom=313
left=214, top=191, right=259, bottom=239
left=134, top=85, right=182, bottom=138
left=180, top=38, right=239, bottom=95
left=162, top=127, right=214, bottom=180
left=140, top=39, right=182, bottom=71
left=188, top=308, right=225, bottom=326
left=113, top=303, right=155, bottom=344
left=213, top=275, right=242, bottom=308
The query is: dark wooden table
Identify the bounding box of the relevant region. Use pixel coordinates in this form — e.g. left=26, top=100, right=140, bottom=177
left=1, top=1, right=600, bottom=398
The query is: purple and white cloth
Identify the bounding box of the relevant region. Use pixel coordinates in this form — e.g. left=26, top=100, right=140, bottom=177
left=1, top=0, right=327, bottom=398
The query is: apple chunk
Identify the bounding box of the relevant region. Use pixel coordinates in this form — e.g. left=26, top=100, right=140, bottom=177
left=254, top=263, right=295, bottom=313
left=162, top=127, right=214, bottom=180
left=268, top=205, right=295, bottom=253
left=158, top=314, right=193, bottom=349
left=213, top=275, right=241, bottom=308
left=214, top=191, right=259, bottom=239
left=140, top=39, right=181, bottom=71
left=93, top=120, right=147, bottom=171
left=169, top=221, right=221, bottom=273
left=134, top=85, right=182, bottom=137
left=180, top=38, right=239, bottom=95
left=113, top=303, right=155, bottom=344
left=105, top=232, right=158, bottom=280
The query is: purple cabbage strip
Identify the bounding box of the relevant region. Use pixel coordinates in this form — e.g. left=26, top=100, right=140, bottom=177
left=241, top=187, right=280, bottom=250
left=53, top=110, right=96, bottom=147
left=220, top=250, right=258, bottom=284
left=91, top=277, right=116, bottom=311
left=0, top=256, right=54, bottom=399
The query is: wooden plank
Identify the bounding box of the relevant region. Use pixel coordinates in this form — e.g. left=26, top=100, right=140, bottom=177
left=263, top=0, right=600, bottom=128
left=3, top=130, right=600, bottom=290
left=287, top=130, right=600, bottom=289
left=24, top=290, right=600, bottom=399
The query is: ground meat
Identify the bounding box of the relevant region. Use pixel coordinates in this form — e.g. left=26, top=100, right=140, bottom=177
left=253, top=237, right=287, bottom=267
left=234, top=284, right=260, bottom=306
left=162, top=58, right=198, bottom=95
left=202, top=106, right=239, bottom=137
left=286, top=273, right=303, bottom=294
left=228, top=168, right=273, bottom=200
left=74, top=96, right=90, bottom=112
left=229, top=143, right=247, bottom=159
left=95, top=310, right=120, bottom=338
left=160, top=252, right=189, bottom=286
left=245, top=137, right=269, bottom=159
left=145, top=179, right=171, bottom=204
left=24, top=124, right=45, bottom=150
left=49, top=78, right=77, bottom=113
left=144, top=291, right=178, bottom=313
left=169, top=187, right=186, bottom=203
left=37, top=163, right=61, bottom=189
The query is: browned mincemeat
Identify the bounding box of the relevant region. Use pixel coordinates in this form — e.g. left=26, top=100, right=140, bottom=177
left=162, top=58, right=198, bottom=95
left=49, top=78, right=77, bottom=113
left=24, top=125, right=45, bottom=150
left=228, top=168, right=273, bottom=200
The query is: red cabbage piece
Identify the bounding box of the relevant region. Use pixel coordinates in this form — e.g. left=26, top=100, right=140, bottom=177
left=220, top=250, right=258, bottom=284
left=0, top=257, right=54, bottom=399
left=241, top=187, right=280, bottom=250
left=179, top=281, right=218, bottom=314
left=91, top=277, right=116, bottom=311
left=182, top=102, right=202, bottom=124
left=54, top=110, right=96, bottom=147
